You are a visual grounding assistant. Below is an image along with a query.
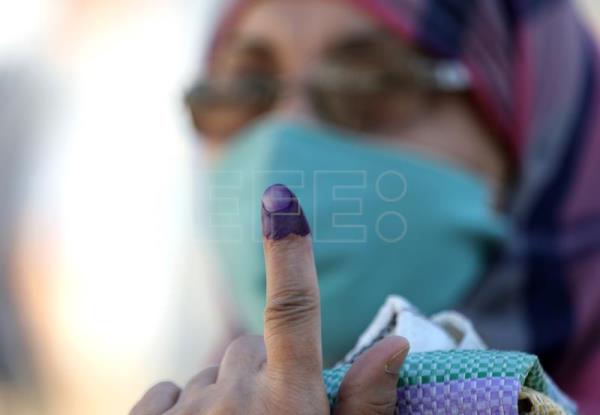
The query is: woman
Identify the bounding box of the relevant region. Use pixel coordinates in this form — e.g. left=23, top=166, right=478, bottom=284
left=137, top=0, right=600, bottom=412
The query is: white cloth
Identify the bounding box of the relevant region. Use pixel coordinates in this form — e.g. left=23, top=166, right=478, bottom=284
left=344, top=296, right=486, bottom=363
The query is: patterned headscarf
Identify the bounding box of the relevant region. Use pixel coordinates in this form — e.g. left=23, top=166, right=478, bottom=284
left=207, top=1, right=600, bottom=412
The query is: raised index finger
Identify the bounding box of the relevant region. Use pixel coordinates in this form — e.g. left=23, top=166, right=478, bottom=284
left=261, top=184, right=323, bottom=378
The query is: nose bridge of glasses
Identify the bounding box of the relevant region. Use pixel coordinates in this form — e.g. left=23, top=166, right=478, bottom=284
left=269, top=72, right=319, bottom=123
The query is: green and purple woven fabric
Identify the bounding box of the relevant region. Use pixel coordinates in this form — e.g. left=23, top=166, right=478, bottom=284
left=323, top=350, right=577, bottom=414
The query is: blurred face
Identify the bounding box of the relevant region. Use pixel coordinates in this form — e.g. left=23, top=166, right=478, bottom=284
left=192, top=0, right=511, bottom=204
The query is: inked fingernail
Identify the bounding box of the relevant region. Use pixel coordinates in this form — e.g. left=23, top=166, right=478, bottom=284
left=262, top=184, right=310, bottom=240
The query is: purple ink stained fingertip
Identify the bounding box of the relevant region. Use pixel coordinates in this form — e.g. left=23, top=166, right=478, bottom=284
left=261, top=184, right=311, bottom=240
left=262, top=184, right=294, bottom=213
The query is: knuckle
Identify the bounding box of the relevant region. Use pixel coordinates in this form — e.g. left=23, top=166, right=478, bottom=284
left=184, top=367, right=219, bottom=393
left=172, top=396, right=214, bottom=415
left=130, top=382, right=180, bottom=415
left=228, top=335, right=263, bottom=352
left=151, top=381, right=180, bottom=395
left=264, top=289, right=319, bottom=330
left=186, top=373, right=208, bottom=390
left=224, top=335, right=266, bottom=361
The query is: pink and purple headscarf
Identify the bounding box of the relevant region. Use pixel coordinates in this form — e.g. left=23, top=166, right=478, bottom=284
left=208, top=1, right=600, bottom=412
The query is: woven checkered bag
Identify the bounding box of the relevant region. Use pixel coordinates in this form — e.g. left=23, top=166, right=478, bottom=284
left=322, top=350, right=577, bottom=415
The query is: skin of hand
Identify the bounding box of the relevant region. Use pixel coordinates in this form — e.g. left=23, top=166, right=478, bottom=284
left=130, top=185, right=410, bottom=415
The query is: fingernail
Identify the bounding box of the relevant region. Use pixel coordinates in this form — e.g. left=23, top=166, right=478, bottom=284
left=262, top=184, right=311, bottom=240
left=384, top=344, right=410, bottom=376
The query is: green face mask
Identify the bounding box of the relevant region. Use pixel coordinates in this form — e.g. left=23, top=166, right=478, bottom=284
left=208, top=118, right=506, bottom=366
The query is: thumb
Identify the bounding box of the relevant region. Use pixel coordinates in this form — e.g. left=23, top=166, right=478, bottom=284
left=335, top=336, right=409, bottom=415
left=261, top=184, right=323, bottom=379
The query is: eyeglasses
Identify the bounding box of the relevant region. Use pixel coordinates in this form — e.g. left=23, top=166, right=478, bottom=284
left=185, top=33, right=470, bottom=140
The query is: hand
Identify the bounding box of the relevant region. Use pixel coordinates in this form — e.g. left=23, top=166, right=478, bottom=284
left=130, top=185, right=409, bottom=415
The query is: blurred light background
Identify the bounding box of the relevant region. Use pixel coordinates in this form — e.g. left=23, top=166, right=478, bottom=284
left=0, top=1, right=599, bottom=414
left=0, top=1, right=227, bottom=414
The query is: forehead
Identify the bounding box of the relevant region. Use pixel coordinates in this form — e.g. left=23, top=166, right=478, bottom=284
left=228, top=0, right=379, bottom=70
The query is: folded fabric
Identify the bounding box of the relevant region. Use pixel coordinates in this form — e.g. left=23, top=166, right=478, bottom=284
left=322, top=296, right=577, bottom=414
left=343, top=296, right=487, bottom=359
